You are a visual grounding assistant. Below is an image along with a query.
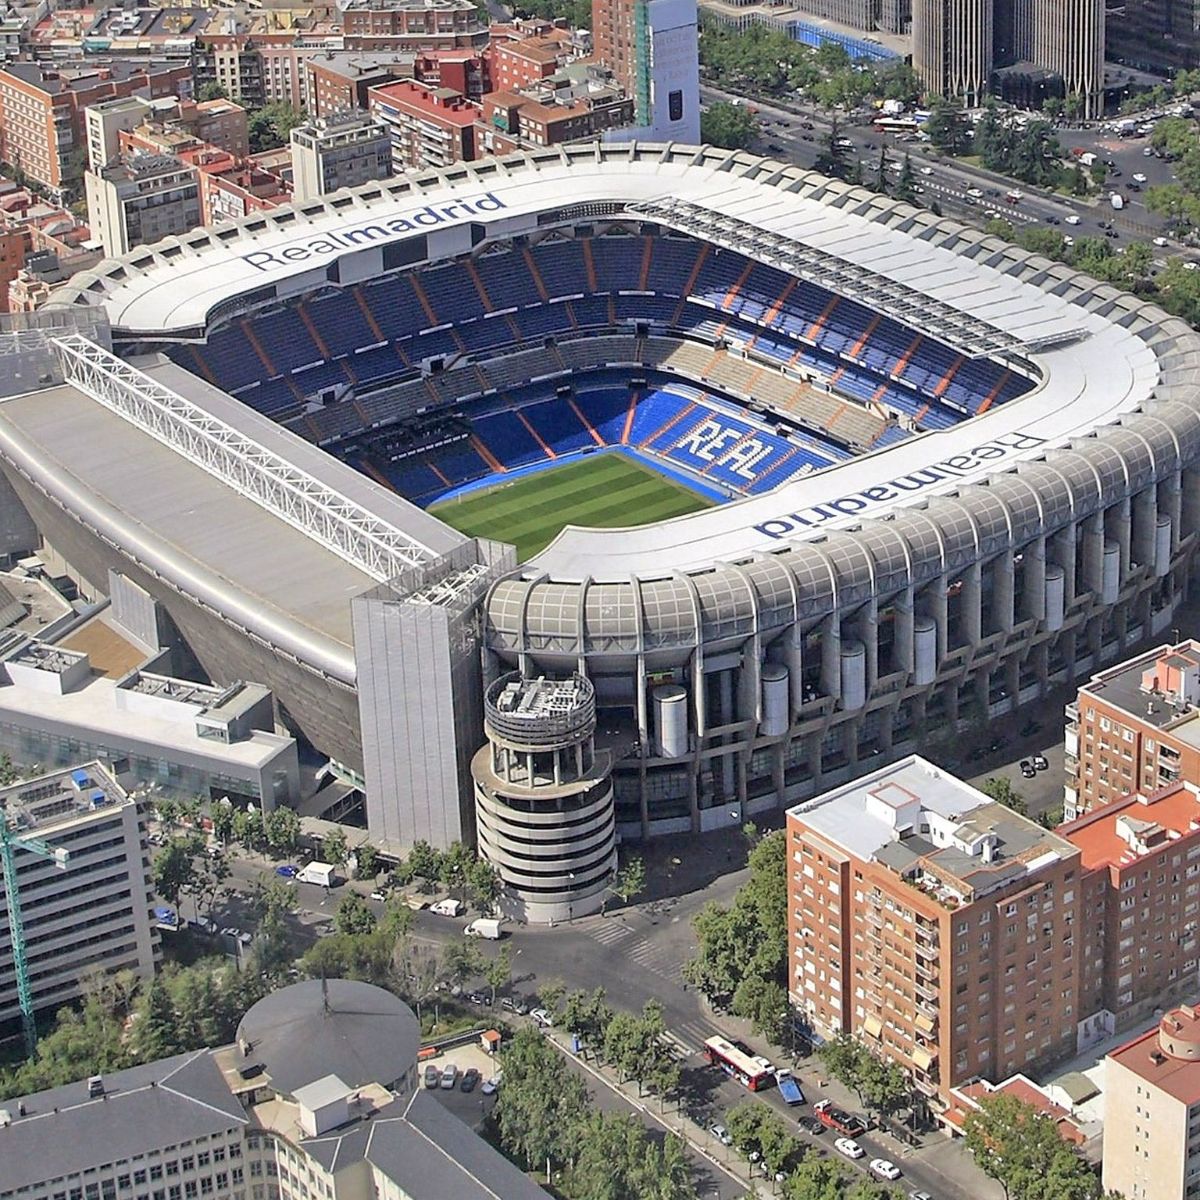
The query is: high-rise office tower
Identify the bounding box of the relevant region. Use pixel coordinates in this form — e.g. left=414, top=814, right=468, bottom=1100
left=912, top=0, right=994, bottom=105
left=914, top=0, right=1104, bottom=115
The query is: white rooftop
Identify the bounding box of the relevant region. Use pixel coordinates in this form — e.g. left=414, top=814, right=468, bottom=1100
left=788, top=755, right=992, bottom=862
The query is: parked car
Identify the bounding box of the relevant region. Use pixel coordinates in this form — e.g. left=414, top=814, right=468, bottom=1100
left=530, top=1008, right=554, bottom=1028
left=908, top=1192, right=934, bottom=1200
left=1154, top=236, right=1171, bottom=246
left=440, top=1064, right=458, bottom=1090
left=423, top=1064, right=440, bottom=1089
left=870, top=1159, right=902, bottom=1180
left=501, top=996, right=530, bottom=1015
left=461, top=1068, right=481, bottom=1093
left=1033, top=754, right=1049, bottom=771
left=710, top=1124, right=734, bottom=1147
left=798, top=1115, right=825, bottom=1136
left=481, top=1072, right=502, bottom=1095
left=275, top=864, right=298, bottom=878
left=835, top=1138, right=865, bottom=1160
left=1020, top=759, right=1036, bottom=778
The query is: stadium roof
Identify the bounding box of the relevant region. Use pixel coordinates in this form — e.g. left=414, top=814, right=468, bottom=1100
left=0, top=358, right=464, bottom=679
left=42, top=144, right=1193, bottom=584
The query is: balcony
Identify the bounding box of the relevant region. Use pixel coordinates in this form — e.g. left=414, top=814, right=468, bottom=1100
left=914, top=979, right=939, bottom=1003
left=863, top=908, right=883, bottom=928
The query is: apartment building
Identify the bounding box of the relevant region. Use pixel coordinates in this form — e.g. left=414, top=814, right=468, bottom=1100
left=0, top=761, right=159, bottom=1025
left=1104, top=1002, right=1200, bottom=1200
left=0, top=60, right=190, bottom=197
left=84, top=151, right=201, bottom=257
left=591, top=0, right=699, bottom=142
left=0, top=979, right=551, bottom=1200
left=338, top=0, right=489, bottom=52
left=1064, top=781, right=1200, bottom=1045
left=88, top=94, right=249, bottom=172
left=368, top=78, right=478, bottom=169
left=488, top=34, right=569, bottom=92
left=290, top=110, right=391, bottom=199
left=306, top=51, right=418, bottom=116
left=1065, top=640, right=1200, bottom=820
left=786, top=756, right=1082, bottom=1107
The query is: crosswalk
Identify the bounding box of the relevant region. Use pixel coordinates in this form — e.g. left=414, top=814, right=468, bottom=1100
left=575, top=916, right=695, bottom=996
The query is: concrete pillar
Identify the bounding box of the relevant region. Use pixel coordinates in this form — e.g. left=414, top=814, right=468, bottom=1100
left=1132, top=488, right=1157, bottom=571
left=1023, top=537, right=1047, bottom=622
left=992, top=551, right=1015, bottom=633
left=821, top=612, right=842, bottom=701
left=962, top=562, right=982, bottom=645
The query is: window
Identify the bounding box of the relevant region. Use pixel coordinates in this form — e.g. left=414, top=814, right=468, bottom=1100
left=668, top=89, right=683, bottom=121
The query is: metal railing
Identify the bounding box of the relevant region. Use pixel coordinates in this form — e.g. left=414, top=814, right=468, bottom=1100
left=54, top=335, right=433, bottom=583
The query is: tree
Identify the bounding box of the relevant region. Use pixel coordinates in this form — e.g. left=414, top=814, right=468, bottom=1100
left=302, top=929, right=395, bottom=986
left=485, top=945, right=512, bottom=1005
left=925, top=97, right=972, bottom=156
left=895, top=153, right=917, bottom=204
left=857, top=1052, right=910, bottom=1120
left=815, top=118, right=853, bottom=180
left=198, top=82, right=230, bottom=102
left=182, top=846, right=229, bottom=921
left=0, top=752, right=20, bottom=785
left=611, top=855, right=646, bottom=907
left=782, top=1157, right=847, bottom=1200
left=731, top=974, right=788, bottom=1042
left=152, top=834, right=202, bottom=908
left=355, top=843, right=380, bottom=881
left=980, top=776, right=1028, bottom=815
left=209, top=800, right=234, bottom=844
left=264, top=807, right=300, bottom=855
left=684, top=830, right=787, bottom=1005
left=818, top=1034, right=867, bottom=1103
left=964, top=1092, right=1101, bottom=1200
left=405, top=839, right=442, bottom=892
left=440, top=840, right=476, bottom=902
left=396, top=941, right=442, bottom=1024
left=442, top=938, right=485, bottom=990
left=466, top=857, right=502, bottom=912
left=232, top=807, right=263, bottom=851
left=493, top=1026, right=590, bottom=1176
left=322, top=828, right=349, bottom=868
left=701, top=101, right=758, bottom=150
left=135, top=977, right=179, bottom=1061
left=539, top=978, right=566, bottom=1017
left=335, top=892, right=377, bottom=935
left=247, top=101, right=306, bottom=154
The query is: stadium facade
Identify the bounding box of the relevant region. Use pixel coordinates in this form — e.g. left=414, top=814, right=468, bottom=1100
left=0, top=143, right=1194, bottom=915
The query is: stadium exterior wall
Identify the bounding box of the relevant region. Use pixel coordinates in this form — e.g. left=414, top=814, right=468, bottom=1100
left=27, top=143, right=1200, bottom=844
left=0, top=454, right=365, bottom=778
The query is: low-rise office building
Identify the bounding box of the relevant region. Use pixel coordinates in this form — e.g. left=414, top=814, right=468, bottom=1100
left=0, top=761, right=159, bottom=1024
left=0, top=978, right=551, bottom=1200
left=84, top=151, right=201, bottom=257
left=0, top=634, right=300, bottom=808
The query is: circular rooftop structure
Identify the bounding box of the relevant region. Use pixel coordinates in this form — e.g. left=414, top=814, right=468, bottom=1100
left=235, top=978, right=419, bottom=1096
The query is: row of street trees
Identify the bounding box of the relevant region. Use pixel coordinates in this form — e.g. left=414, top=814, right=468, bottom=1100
left=817, top=1035, right=912, bottom=1123
left=492, top=1026, right=695, bottom=1200
left=682, top=830, right=789, bottom=1039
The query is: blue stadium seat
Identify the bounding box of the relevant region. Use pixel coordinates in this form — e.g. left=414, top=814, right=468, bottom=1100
left=592, top=236, right=647, bottom=293
left=532, top=241, right=589, bottom=298
left=475, top=251, right=542, bottom=309
left=473, top=410, right=547, bottom=468
left=522, top=400, right=595, bottom=455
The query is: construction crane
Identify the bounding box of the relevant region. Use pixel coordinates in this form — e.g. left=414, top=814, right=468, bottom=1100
left=1, top=815, right=69, bottom=1055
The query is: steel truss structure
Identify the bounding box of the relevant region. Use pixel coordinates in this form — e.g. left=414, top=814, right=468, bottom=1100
left=627, top=197, right=1034, bottom=360
left=53, top=335, right=433, bottom=583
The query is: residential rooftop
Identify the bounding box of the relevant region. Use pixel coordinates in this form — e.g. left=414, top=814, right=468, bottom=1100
left=1109, top=1004, right=1200, bottom=1106
left=0, top=760, right=129, bottom=831
left=789, top=755, right=1076, bottom=903
left=1062, top=781, right=1200, bottom=871
left=1079, top=639, right=1200, bottom=732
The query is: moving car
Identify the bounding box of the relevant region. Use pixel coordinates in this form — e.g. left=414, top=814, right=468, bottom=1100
left=461, top=1068, right=481, bottom=1092
left=919, top=166, right=934, bottom=175
left=424, top=1064, right=440, bottom=1089
left=835, top=1137, right=865, bottom=1159
left=710, top=1124, right=734, bottom=1146
left=1154, top=236, right=1171, bottom=246
left=870, top=1159, right=902, bottom=1181
left=1065, top=213, right=1081, bottom=224
left=966, top=187, right=984, bottom=198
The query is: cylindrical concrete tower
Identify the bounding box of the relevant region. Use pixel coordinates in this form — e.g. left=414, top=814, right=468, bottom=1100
left=472, top=672, right=617, bottom=924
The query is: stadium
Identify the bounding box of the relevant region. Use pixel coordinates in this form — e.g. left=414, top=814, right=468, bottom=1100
left=2, top=141, right=1198, bottom=918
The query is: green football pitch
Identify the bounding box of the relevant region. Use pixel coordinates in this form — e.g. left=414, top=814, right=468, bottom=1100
left=429, top=452, right=713, bottom=561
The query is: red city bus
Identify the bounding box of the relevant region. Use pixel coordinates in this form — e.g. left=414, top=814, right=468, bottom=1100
left=703, top=1036, right=772, bottom=1092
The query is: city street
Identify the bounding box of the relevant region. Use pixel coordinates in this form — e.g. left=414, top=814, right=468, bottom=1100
left=702, top=82, right=1194, bottom=263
